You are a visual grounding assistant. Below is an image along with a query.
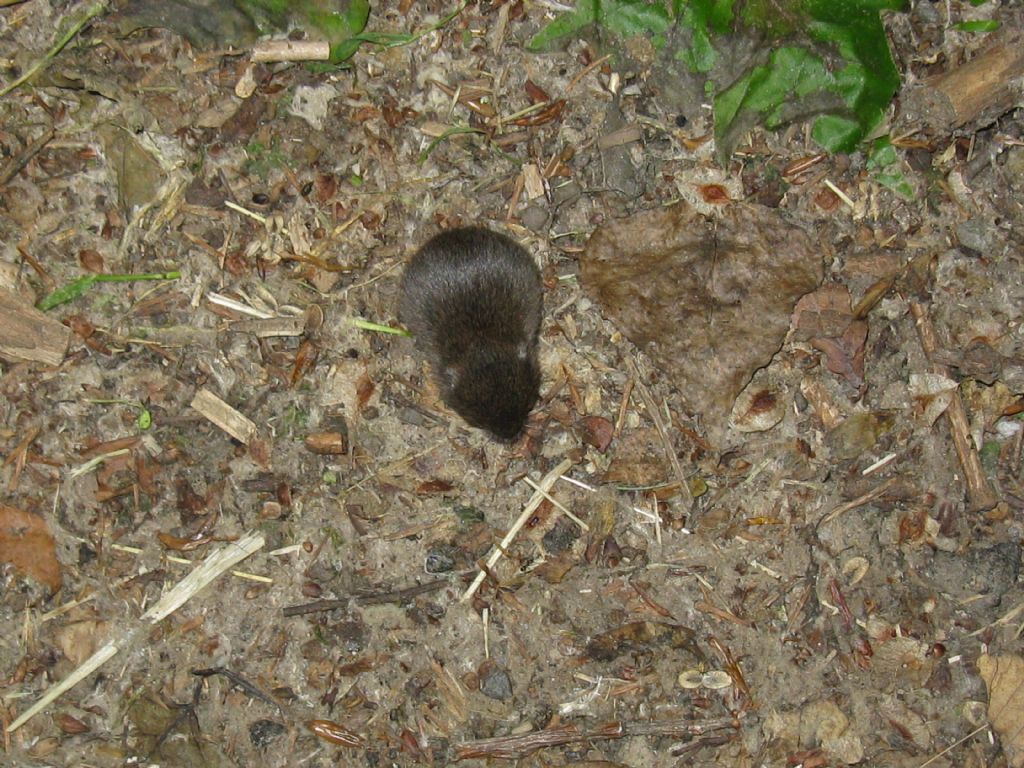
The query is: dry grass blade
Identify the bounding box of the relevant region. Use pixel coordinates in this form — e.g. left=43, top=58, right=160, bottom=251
left=5, top=532, right=264, bottom=733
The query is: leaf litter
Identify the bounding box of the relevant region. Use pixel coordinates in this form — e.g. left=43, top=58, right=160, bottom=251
left=2, top=1, right=1024, bottom=767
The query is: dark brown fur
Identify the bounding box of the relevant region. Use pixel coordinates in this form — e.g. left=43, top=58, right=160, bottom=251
left=399, top=227, right=543, bottom=440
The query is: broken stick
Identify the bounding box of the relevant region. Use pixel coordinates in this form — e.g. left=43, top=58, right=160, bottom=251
left=899, top=30, right=1024, bottom=134
left=910, top=302, right=999, bottom=512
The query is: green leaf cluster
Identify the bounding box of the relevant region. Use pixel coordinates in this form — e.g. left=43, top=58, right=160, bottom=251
left=867, top=136, right=914, bottom=199
left=530, top=0, right=908, bottom=157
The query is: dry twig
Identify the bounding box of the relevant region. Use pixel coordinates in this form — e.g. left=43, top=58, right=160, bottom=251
left=455, top=716, right=736, bottom=760
left=910, top=302, right=999, bottom=512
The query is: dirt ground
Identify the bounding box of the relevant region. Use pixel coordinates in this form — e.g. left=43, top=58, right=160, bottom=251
left=2, top=1, right=1023, bottom=766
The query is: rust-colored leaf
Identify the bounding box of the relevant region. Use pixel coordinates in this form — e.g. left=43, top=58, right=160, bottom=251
left=291, top=339, right=319, bottom=387
left=356, top=371, right=375, bottom=410
left=793, top=284, right=854, bottom=340
left=897, top=508, right=927, bottom=544
left=578, top=415, right=614, bottom=453
left=795, top=285, right=867, bottom=388
left=813, top=185, right=840, bottom=211
left=65, top=314, right=95, bottom=340
left=416, top=479, right=454, bottom=495
left=314, top=173, right=338, bottom=203
left=524, top=79, right=549, bottom=103
left=157, top=531, right=213, bottom=551
left=0, top=504, right=63, bottom=593
left=175, top=475, right=209, bottom=517
left=55, top=713, right=90, bottom=734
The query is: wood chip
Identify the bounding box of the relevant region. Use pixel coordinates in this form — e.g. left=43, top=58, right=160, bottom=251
left=190, top=388, right=258, bottom=445
left=0, top=287, right=71, bottom=366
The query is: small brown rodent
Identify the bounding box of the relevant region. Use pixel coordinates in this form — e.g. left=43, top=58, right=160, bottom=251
left=399, top=227, right=543, bottom=440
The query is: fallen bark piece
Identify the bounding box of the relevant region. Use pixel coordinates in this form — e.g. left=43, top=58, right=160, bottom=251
left=190, top=388, right=258, bottom=445
left=581, top=204, right=822, bottom=438
left=0, top=287, right=71, bottom=366
left=899, top=29, right=1024, bottom=133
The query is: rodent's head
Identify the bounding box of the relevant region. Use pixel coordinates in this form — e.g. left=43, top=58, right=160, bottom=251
left=445, top=346, right=541, bottom=441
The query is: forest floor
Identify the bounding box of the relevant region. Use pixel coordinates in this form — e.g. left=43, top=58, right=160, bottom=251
left=1, top=1, right=1023, bottom=767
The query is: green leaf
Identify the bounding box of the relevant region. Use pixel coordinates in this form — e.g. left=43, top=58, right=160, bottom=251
left=867, top=136, right=916, bottom=200
left=867, top=136, right=898, bottom=168
left=529, top=1, right=598, bottom=51
left=675, top=0, right=735, bottom=72
left=811, top=115, right=861, bottom=153
left=418, top=125, right=485, bottom=163
left=529, top=0, right=670, bottom=51
left=953, top=19, right=999, bottom=32
left=529, top=0, right=908, bottom=158
left=874, top=171, right=915, bottom=199
left=602, top=0, right=671, bottom=38
left=38, top=275, right=99, bottom=311
left=330, top=2, right=464, bottom=62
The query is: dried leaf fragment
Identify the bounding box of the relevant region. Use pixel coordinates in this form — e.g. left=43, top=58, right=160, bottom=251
left=0, top=503, right=63, bottom=593
left=578, top=415, right=614, bottom=452
left=979, top=654, right=1024, bottom=767
left=730, top=383, right=786, bottom=432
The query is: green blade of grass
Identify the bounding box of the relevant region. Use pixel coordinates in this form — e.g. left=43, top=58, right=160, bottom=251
left=38, top=270, right=181, bottom=311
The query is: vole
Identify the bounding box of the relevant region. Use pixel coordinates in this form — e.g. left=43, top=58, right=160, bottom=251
left=399, top=227, right=543, bottom=441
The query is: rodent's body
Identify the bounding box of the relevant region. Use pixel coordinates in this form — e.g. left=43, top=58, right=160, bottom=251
left=399, top=227, right=543, bottom=440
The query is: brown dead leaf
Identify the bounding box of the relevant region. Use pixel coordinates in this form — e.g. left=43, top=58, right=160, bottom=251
left=55, top=619, right=108, bottom=667
left=577, top=415, right=614, bottom=453
left=356, top=371, right=376, bottom=410
left=699, top=184, right=732, bottom=204
left=511, top=99, right=565, bottom=126
left=416, top=479, right=455, bottom=495
left=794, top=285, right=868, bottom=388
left=77, top=249, right=104, bottom=274
left=0, top=503, right=63, bottom=593
left=603, top=428, right=669, bottom=486
left=811, top=320, right=867, bottom=388
left=582, top=203, right=822, bottom=438
left=979, top=654, right=1024, bottom=767
left=793, top=284, right=855, bottom=340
